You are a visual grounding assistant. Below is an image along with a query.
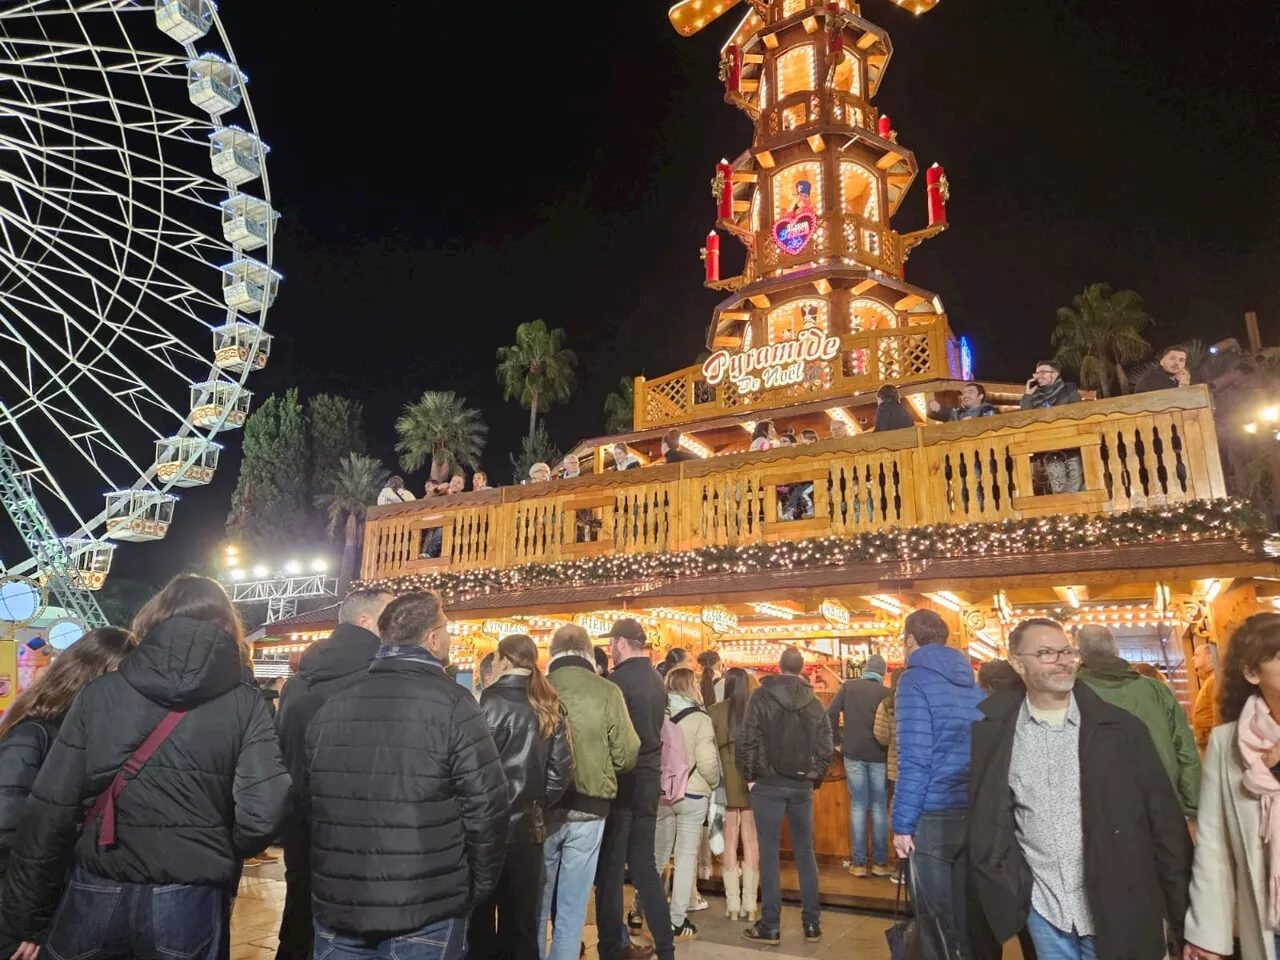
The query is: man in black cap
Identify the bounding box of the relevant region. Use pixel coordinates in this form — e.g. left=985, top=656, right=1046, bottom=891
left=595, top=619, right=672, bottom=960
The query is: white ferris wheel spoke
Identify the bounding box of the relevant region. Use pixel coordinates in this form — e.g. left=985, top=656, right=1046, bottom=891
left=0, top=0, right=275, bottom=597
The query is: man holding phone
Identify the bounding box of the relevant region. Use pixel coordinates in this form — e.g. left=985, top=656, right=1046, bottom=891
left=1020, top=361, right=1081, bottom=409
left=1020, top=361, right=1084, bottom=494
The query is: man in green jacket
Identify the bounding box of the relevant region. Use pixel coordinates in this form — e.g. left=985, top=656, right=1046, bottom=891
left=541, top=624, right=642, bottom=960
left=1077, top=624, right=1200, bottom=815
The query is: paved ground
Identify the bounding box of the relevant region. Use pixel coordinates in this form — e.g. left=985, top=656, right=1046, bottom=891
left=230, top=855, right=902, bottom=960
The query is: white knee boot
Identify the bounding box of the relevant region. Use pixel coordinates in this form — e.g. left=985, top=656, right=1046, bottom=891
left=722, top=865, right=742, bottom=919
left=741, top=865, right=759, bottom=922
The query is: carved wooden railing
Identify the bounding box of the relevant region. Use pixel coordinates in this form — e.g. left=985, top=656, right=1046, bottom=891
left=755, top=90, right=879, bottom=150
left=635, top=320, right=956, bottom=430
left=361, top=387, right=1226, bottom=582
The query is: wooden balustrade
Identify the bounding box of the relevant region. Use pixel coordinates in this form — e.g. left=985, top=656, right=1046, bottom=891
left=361, top=387, right=1226, bottom=582
left=635, top=321, right=954, bottom=430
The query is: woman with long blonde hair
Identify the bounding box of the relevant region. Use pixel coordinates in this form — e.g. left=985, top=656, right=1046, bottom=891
left=471, top=634, right=574, bottom=960
left=0, top=574, right=290, bottom=960
left=649, top=666, right=721, bottom=940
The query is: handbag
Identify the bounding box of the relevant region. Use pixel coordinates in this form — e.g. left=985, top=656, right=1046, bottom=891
left=85, top=710, right=186, bottom=848
left=707, top=784, right=727, bottom=856
left=885, top=857, right=953, bottom=960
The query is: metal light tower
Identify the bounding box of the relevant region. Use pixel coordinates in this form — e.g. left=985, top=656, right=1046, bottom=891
left=228, top=572, right=338, bottom=623
left=221, top=547, right=338, bottom=624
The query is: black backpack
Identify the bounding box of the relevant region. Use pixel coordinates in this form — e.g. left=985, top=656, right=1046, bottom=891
left=765, top=699, right=817, bottom=780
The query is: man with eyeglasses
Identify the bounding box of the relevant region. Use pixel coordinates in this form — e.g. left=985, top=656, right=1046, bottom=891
left=1020, top=361, right=1084, bottom=494
left=968, top=618, right=1191, bottom=960
left=1020, top=361, right=1081, bottom=410
left=302, top=591, right=510, bottom=960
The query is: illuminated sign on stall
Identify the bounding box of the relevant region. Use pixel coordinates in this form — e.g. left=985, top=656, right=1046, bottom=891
left=820, top=598, right=851, bottom=629
left=702, top=328, right=840, bottom=395
left=701, top=605, right=738, bottom=634
left=575, top=613, right=616, bottom=637
left=482, top=619, right=524, bottom=639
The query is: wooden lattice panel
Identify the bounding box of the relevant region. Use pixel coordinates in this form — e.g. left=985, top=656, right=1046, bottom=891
left=644, top=374, right=691, bottom=424
left=878, top=333, right=930, bottom=380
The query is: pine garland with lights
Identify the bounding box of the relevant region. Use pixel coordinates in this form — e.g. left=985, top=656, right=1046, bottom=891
left=357, top=498, right=1264, bottom=601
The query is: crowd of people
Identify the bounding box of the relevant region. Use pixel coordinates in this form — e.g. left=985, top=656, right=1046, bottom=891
left=1, top=565, right=1273, bottom=960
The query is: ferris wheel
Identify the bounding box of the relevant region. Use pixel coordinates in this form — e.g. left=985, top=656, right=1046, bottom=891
left=0, top=0, right=278, bottom=629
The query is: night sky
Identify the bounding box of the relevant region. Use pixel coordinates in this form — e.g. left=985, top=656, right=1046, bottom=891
left=117, top=0, right=1280, bottom=579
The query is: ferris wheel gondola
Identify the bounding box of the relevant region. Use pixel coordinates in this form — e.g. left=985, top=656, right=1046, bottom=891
left=0, top=0, right=278, bottom=628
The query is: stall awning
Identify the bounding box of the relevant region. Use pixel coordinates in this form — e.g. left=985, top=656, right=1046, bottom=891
left=248, top=602, right=341, bottom=644
left=446, top=582, right=657, bottom=619
left=621, top=540, right=1275, bottom=606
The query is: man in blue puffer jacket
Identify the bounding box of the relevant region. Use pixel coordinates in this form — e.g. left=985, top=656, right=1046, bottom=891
left=892, top=609, right=983, bottom=960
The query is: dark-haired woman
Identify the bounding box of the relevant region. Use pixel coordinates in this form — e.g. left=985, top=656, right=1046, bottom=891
left=709, top=667, right=760, bottom=921
left=0, top=574, right=290, bottom=960
left=0, top=627, right=137, bottom=959
left=749, top=421, right=777, bottom=452
left=471, top=634, right=573, bottom=960
left=658, top=647, right=690, bottom=679
left=1186, top=614, right=1280, bottom=960
left=697, top=650, right=723, bottom=706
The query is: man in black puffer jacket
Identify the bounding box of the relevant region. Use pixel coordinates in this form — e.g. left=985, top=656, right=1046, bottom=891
left=275, top=588, right=393, bottom=960
left=0, top=606, right=291, bottom=952
left=304, top=591, right=508, bottom=960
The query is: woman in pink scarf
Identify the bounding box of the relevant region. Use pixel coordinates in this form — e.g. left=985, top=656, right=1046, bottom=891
left=1186, top=613, right=1280, bottom=960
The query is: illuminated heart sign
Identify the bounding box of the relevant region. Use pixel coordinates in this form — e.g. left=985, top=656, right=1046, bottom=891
left=772, top=211, right=816, bottom=255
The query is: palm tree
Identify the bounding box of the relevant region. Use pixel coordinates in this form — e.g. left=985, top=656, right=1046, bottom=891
left=510, top=421, right=562, bottom=485
left=395, top=391, right=488, bottom=482
left=315, top=453, right=388, bottom=591
left=1051, top=283, right=1153, bottom=397
left=603, top=377, right=635, bottom=434
left=496, top=319, right=577, bottom=439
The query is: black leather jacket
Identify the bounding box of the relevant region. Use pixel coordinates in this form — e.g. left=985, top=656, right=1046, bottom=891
left=479, top=673, right=574, bottom=844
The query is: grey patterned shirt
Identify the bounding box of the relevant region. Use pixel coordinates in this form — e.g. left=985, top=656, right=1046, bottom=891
left=1009, top=695, right=1094, bottom=936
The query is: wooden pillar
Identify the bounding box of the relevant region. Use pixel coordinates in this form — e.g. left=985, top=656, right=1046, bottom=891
left=919, top=599, right=965, bottom=653
left=1211, top=582, right=1259, bottom=650
left=632, top=375, right=646, bottom=431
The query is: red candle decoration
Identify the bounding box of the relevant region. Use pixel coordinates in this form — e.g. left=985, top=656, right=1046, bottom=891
left=723, top=44, right=743, bottom=94
left=703, top=230, right=720, bottom=282
left=878, top=114, right=892, bottom=140
left=828, top=28, right=843, bottom=59
left=715, top=161, right=734, bottom=220
left=927, top=162, right=949, bottom=226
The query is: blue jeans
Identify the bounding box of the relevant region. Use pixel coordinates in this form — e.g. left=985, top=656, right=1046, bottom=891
left=912, top=810, right=970, bottom=960
left=42, top=868, right=228, bottom=960
left=538, top=814, right=606, bottom=960
left=843, top=758, right=888, bottom=867
left=313, top=916, right=467, bottom=960
left=1026, top=908, right=1097, bottom=960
